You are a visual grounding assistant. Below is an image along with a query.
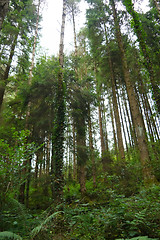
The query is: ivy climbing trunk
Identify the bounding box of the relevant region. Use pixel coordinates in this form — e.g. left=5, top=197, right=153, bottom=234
left=51, top=0, right=66, bottom=202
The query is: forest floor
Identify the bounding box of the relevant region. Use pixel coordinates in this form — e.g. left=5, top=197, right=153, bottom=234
left=1, top=183, right=160, bottom=240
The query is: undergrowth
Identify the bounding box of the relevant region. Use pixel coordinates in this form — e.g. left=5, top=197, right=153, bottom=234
left=30, top=184, right=160, bottom=240
left=1, top=185, right=160, bottom=239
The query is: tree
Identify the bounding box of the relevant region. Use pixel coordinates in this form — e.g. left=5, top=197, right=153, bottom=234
left=110, top=0, right=155, bottom=183
left=0, top=0, right=37, bottom=112
left=51, top=0, right=66, bottom=202
left=0, top=0, right=9, bottom=30
left=122, top=0, right=160, bottom=113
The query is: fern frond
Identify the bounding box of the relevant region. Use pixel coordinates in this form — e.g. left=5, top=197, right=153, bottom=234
left=43, top=210, right=63, bottom=225
left=0, top=231, right=22, bottom=239
left=31, top=210, right=63, bottom=238
left=31, top=225, right=43, bottom=239
left=116, top=236, right=158, bottom=240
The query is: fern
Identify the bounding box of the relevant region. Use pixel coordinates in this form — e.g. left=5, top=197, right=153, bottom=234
left=116, top=236, right=158, bottom=240
left=0, top=231, right=22, bottom=239
left=31, top=210, right=63, bottom=238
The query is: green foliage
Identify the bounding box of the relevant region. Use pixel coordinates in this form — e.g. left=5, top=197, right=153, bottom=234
left=116, top=237, right=158, bottom=240
left=0, top=231, right=22, bottom=240
left=29, top=175, right=52, bottom=210
left=0, top=128, right=38, bottom=203
left=0, top=197, right=39, bottom=238
left=27, top=184, right=160, bottom=239
left=31, top=211, right=63, bottom=239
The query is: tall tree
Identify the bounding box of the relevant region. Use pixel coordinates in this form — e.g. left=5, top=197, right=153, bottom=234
left=51, top=0, right=66, bottom=202
left=0, top=0, right=37, bottom=112
left=110, top=0, right=155, bottom=183
left=122, top=0, right=160, bottom=113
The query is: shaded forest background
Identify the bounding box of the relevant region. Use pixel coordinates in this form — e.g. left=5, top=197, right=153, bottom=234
left=0, top=0, right=160, bottom=239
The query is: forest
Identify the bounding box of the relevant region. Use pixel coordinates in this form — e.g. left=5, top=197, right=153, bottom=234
left=0, top=0, right=160, bottom=239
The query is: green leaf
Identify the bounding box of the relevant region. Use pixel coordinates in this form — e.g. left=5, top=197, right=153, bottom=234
left=0, top=231, right=22, bottom=239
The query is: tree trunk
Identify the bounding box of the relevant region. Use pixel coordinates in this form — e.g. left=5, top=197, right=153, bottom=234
left=72, top=4, right=78, bottom=57
left=109, top=55, right=125, bottom=161
left=104, top=24, right=125, bottom=161
left=26, top=158, right=32, bottom=208
left=29, top=0, right=41, bottom=84
left=110, top=0, right=155, bottom=183
left=88, top=104, right=96, bottom=188
left=0, top=31, right=19, bottom=111
left=76, top=115, right=87, bottom=194
left=72, top=121, right=77, bottom=180
left=0, top=0, right=9, bottom=30
left=51, top=0, right=66, bottom=202
left=21, top=1, right=41, bottom=205
left=46, top=135, right=50, bottom=174
left=101, top=98, right=109, bottom=151
left=122, top=0, right=160, bottom=113
left=109, top=97, right=118, bottom=160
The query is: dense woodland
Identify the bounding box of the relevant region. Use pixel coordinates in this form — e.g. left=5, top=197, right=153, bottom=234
left=0, top=0, right=160, bottom=239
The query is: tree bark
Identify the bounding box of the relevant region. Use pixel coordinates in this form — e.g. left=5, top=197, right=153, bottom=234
left=109, top=97, right=118, bottom=160
left=122, top=0, right=160, bottom=113
left=72, top=121, right=77, bottom=180
left=104, top=23, right=125, bottom=161
left=29, top=0, right=41, bottom=84
left=76, top=115, right=87, bottom=194
left=88, top=104, right=96, bottom=187
left=0, top=31, right=19, bottom=111
left=51, top=0, right=66, bottom=202
left=0, top=0, right=9, bottom=30
left=110, top=0, right=155, bottom=183
left=109, top=56, right=125, bottom=161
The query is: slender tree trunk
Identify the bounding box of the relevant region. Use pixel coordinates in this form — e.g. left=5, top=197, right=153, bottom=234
left=101, top=98, right=109, bottom=151
left=26, top=0, right=41, bottom=122
left=51, top=0, right=66, bottom=202
left=122, top=0, right=160, bottom=113
left=72, top=121, right=77, bottom=180
left=21, top=1, right=41, bottom=205
left=120, top=89, right=132, bottom=149
left=116, top=89, right=129, bottom=154
left=109, top=97, right=118, bottom=160
left=29, top=0, right=40, bottom=84
left=88, top=104, right=96, bottom=187
left=26, top=158, right=31, bottom=208
left=72, top=5, right=78, bottom=57
left=46, top=135, right=50, bottom=174
left=76, top=115, right=87, bottom=194
left=110, top=0, right=155, bottom=183
left=0, top=31, right=19, bottom=111
left=0, top=0, right=9, bottom=30
left=122, top=89, right=137, bottom=148
left=35, top=152, right=39, bottom=188
left=98, top=103, right=106, bottom=156
left=104, top=24, right=125, bottom=161
left=94, top=65, right=108, bottom=170
left=109, top=58, right=125, bottom=161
